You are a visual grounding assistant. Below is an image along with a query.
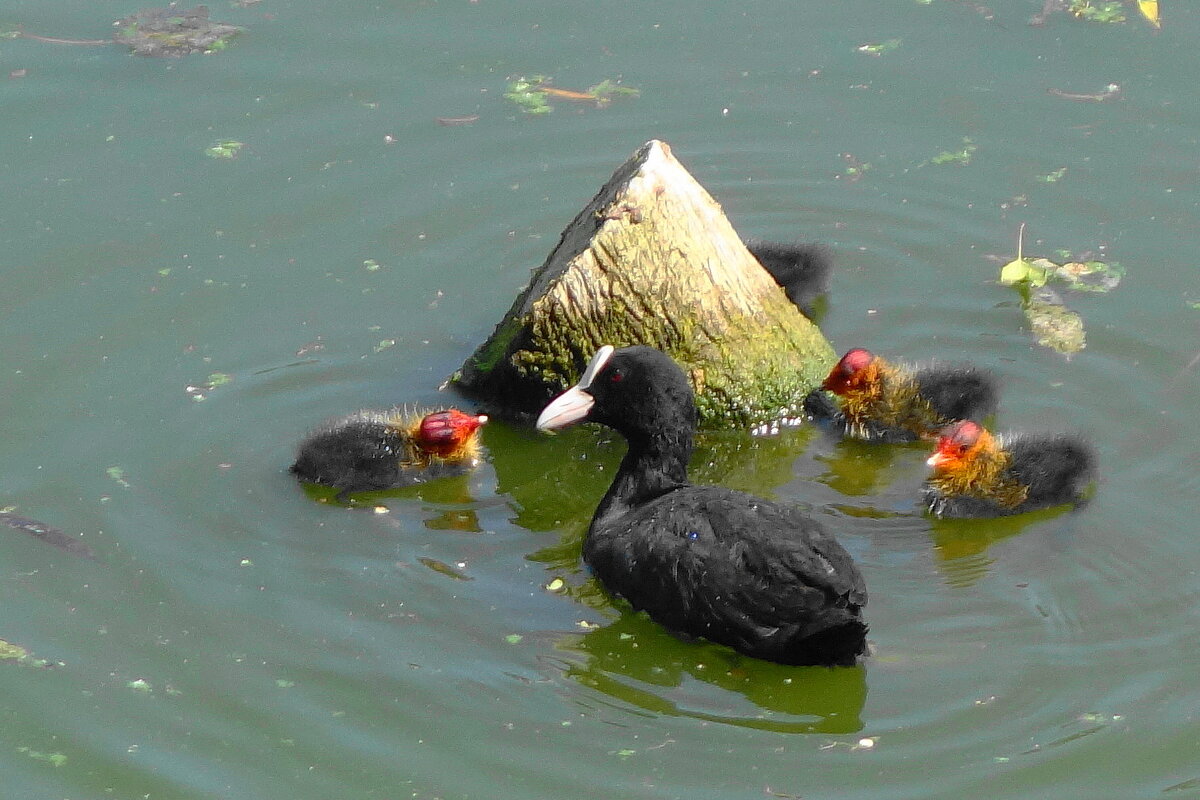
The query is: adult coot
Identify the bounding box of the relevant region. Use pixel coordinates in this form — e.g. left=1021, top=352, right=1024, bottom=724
left=292, top=408, right=486, bottom=499
left=806, top=347, right=998, bottom=442
left=924, top=420, right=1096, bottom=518
left=537, top=345, right=868, bottom=666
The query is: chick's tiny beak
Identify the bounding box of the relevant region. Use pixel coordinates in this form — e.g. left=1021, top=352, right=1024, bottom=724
left=926, top=451, right=951, bottom=468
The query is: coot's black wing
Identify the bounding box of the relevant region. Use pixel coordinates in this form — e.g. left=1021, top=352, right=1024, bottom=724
left=585, top=485, right=867, bottom=665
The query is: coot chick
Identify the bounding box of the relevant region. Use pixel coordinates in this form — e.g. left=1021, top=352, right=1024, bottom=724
left=808, top=348, right=998, bottom=443
left=536, top=345, right=868, bottom=666
left=747, top=240, right=832, bottom=318
left=924, top=420, right=1096, bottom=518
left=292, top=408, right=487, bottom=499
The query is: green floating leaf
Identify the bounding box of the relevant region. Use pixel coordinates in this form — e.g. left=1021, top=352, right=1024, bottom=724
left=999, top=223, right=1046, bottom=287
left=504, top=75, right=553, bottom=115
left=205, top=140, right=244, bottom=159
left=1037, top=167, right=1067, bottom=183
left=106, top=466, right=131, bottom=488
left=17, top=747, right=67, bottom=767
left=586, top=79, right=640, bottom=104
left=929, top=137, right=976, bottom=166
left=1025, top=288, right=1086, bottom=355
left=0, top=639, right=30, bottom=662
left=505, top=634, right=523, bottom=645
left=1047, top=260, right=1124, bottom=293
left=1000, top=257, right=1048, bottom=287
left=857, top=38, right=902, bottom=56
left=1068, top=1, right=1126, bottom=23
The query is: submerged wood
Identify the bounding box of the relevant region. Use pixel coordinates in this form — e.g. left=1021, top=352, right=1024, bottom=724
left=0, top=512, right=97, bottom=560
left=449, top=139, right=836, bottom=428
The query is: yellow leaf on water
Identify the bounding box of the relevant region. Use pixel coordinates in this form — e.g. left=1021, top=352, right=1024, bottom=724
left=998, top=223, right=1047, bottom=287
left=1137, top=0, right=1160, bottom=28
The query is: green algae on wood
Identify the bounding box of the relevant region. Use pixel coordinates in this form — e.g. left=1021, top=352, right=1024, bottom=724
left=449, top=140, right=835, bottom=429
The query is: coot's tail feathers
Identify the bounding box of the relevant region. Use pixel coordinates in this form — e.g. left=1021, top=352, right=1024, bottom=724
left=775, top=614, right=869, bottom=667
left=747, top=240, right=832, bottom=318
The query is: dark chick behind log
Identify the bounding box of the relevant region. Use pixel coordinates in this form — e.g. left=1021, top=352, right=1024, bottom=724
left=747, top=240, right=832, bottom=319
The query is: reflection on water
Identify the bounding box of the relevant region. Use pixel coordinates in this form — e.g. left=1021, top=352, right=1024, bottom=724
left=816, top=437, right=923, bottom=498
left=551, top=611, right=867, bottom=735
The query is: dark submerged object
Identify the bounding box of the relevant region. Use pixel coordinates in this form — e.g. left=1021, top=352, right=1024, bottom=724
left=924, top=420, right=1097, bottom=518
left=536, top=345, right=868, bottom=666
left=0, top=512, right=97, bottom=560
left=806, top=347, right=998, bottom=442
left=291, top=408, right=486, bottom=500
left=113, top=5, right=242, bottom=57
left=746, top=240, right=833, bottom=319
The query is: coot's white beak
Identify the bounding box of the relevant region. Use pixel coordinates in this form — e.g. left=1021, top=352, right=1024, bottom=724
left=535, top=345, right=614, bottom=432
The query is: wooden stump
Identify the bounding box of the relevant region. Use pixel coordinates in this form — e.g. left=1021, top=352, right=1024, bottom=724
left=449, top=139, right=835, bottom=429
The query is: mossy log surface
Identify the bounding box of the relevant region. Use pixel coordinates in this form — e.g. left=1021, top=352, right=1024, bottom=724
left=450, top=139, right=836, bottom=429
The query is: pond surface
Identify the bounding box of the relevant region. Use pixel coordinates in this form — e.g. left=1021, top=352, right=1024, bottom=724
left=3, top=1, right=1198, bottom=798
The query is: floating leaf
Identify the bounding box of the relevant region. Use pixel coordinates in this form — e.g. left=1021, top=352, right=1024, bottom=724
left=1137, top=0, right=1160, bottom=28
left=929, top=137, right=976, bottom=166
left=16, top=747, right=66, bottom=767
left=504, top=75, right=553, bottom=115
left=0, top=639, right=31, bottom=662
left=585, top=79, right=640, bottom=105
left=206, top=140, right=244, bottom=159
left=127, top=678, right=154, bottom=693
left=1036, top=167, right=1067, bottom=183
left=505, top=634, right=523, bottom=645
left=106, top=466, right=132, bottom=488
left=1025, top=288, right=1086, bottom=354
left=1000, top=258, right=1048, bottom=287
left=998, top=223, right=1047, bottom=287
left=856, top=38, right=902, bottom=56
left=1048, top=84, right=1121, bottom=102
left=1068, top=1, right=1125, bottom=23
left=1048, top=260, right=1124, bottom=293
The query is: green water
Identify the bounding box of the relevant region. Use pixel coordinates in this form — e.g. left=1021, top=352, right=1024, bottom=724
left=3, top=1, right=1198, bottom=798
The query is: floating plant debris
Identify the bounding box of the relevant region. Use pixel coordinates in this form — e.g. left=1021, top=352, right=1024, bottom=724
left=504, top=75, right=639, bottom=115
left=114, top=5, right=242, bottom=57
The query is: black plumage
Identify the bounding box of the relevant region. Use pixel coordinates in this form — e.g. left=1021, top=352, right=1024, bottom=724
left=537, top=345, right=868, bottom=666
left=747, top=240, right=832, bottom=319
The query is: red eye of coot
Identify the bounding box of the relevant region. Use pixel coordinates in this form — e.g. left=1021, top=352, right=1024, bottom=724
left=610, top=370, right=623, bottom=383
